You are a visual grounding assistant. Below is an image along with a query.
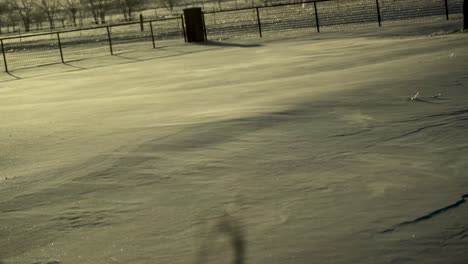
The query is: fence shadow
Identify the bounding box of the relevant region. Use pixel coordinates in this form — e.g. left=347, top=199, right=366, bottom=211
left=193, top=41, right=262, bottom=48
left=114, top=54, right=143, bottom=61
left=5, top=72, right=21, bottom=80
left=0, top=46, right=217, bottom=82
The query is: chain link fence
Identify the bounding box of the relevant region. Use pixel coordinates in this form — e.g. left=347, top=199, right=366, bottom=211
left=0, top=17, right=185, bottom=72
left=203, top=0, right=464, bottom=39
left=59, top=27, right=111, bottom=62
left=0, top=0, right=465, bottom=73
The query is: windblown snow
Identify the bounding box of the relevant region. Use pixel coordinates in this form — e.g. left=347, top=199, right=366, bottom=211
left=1, top=22, right=467, bottom=264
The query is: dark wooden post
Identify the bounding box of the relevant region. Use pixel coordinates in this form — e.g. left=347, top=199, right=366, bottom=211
left=183, top=8, right=207, bottom=42
left=1, top=39, right=8, bottom=72
left=140, top=14, right=144, bottom=32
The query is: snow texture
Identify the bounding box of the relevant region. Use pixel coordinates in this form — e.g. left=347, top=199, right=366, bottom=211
left=1, top=21, right=468, bottom=264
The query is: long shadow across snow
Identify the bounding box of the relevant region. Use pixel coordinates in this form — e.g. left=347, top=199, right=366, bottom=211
left=0, top=103, right=311, bottom=261
left=381, top=194, right=468, bottom=233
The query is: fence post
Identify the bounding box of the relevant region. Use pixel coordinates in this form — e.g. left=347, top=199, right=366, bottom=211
left=376, top=0, right=382, bottom=26
left=1, top=39, right=8, bottom=73
left=149, top=21, right=156, bottom=48
left=256, top=7, right=263, bottom=38
left=56, top=32, right=65, bottom=63
left=140, top=14, right=144, bottom=31
left=444, top=0, right=449, bottom=20
left=201, top=12, right=207, bottom=41
left=313, top=2, right=320, bottom=33
left=181, top=15, right=187, bottom=42
left=106, top=26, right=114, bottom=55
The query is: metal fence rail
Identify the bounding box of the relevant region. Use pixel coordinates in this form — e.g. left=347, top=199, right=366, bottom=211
left=0, top=0, right=465, bottom=73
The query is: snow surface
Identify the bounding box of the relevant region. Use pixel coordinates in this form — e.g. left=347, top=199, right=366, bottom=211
left=1, top=21, right=468, bottom=264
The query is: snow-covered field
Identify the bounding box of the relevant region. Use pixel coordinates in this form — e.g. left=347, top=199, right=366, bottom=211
left=1, top=21, right=467, bottom=264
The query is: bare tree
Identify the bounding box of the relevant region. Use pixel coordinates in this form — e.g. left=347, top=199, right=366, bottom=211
left=62, top=0, right=81, bottom=27
left=159, top=0, right=179, bottom=12
left=213, top=0, right=222, bottom=10
left=78, top=0, right=88, bottom=26
left=36, top=0, right=60, bottom=29
left=0, top=0, right=6, bottom=34
left=8, top=0, right=36, bottom=32
left=31, top=7, right=46, bottom=30
left=86, top=0, right=100, bottom=24
left=55, top=7, right=68, bottom=28
left=2, top=1, right=20, bottom=32
left=86, top=0, right=112, bottom=24
left=116, top=0, right=147, bottom=21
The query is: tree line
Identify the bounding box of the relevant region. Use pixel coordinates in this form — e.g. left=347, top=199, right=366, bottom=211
left=0, top=0, right=307, bottom=33
left=0, top=0, right=180, bottom=33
